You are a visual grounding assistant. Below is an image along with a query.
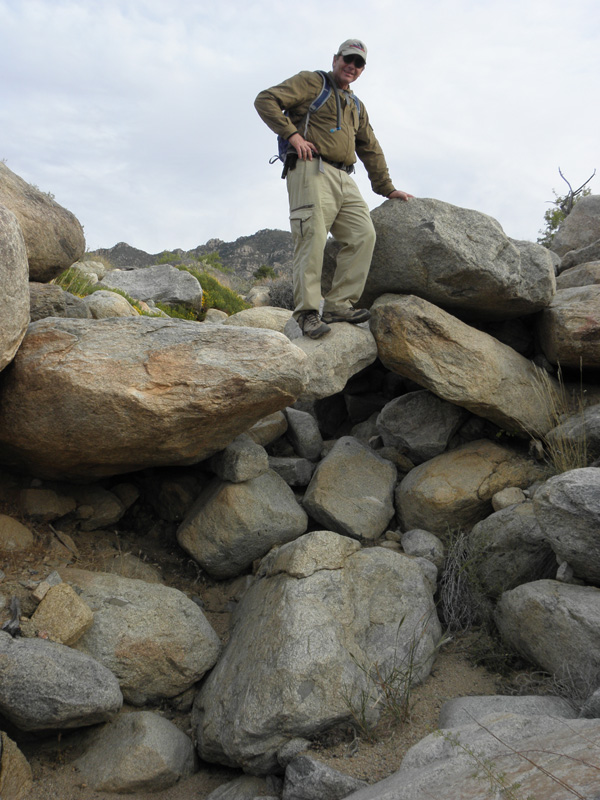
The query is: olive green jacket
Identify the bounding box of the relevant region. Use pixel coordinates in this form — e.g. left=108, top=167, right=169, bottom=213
left=255, top=70, right=396, bottom=197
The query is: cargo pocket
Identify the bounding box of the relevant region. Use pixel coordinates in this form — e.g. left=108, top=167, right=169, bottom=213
left=289, top=204, right=314, bottom=240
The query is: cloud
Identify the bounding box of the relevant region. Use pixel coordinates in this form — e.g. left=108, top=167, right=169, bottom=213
left=0, top=0, right=598, bottom=252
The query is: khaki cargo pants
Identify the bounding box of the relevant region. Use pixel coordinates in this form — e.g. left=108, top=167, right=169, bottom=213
left=286, top=157, right=376, bottom=321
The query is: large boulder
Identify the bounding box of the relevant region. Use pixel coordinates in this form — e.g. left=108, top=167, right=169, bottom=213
left=396, top=440, right=543, bottom=534
left=98, top=263, right=203, bottom=310
left=537, top=285, right=600, bottom=367
left=287, top=322, right=378, bottom=402
left=370, top=294, right=557, bottom=436
left=0, top=205, right=29, bottom=372
left=334, top=198, right=555, bottom=317
left=468, top=501, right=555, bottom=597
left=343, top=713, right=600, bottom=800
left=495, top=580, right=600, bottom=690
left=193, top=531, right=441, bottom=774
left=61, top=568, right=221, bottom=705
left=0, top=317, right=307, bottom=480
left=29, top=282, right=91, bottom=321
left=0, top=162, right=85, bottom=282
left=0, top=630, right=122, bottom=731
left=74, top=711, right=196, bottom=793
left=552, top=194, right=600, bottom=257
left=556, top=260, right=600, bottom=289
left=224, top=306, right=293, bottom=333
left=376, top=391, right=469, bottom=465
left=302, top=436, right=397, bottom=540
left=532, top=467, right=600, bottom=586
left=177, top=470, right=308, bottom=579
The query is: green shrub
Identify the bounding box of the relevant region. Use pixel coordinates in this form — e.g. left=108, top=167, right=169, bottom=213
left=176, top=266, right=250, bottom=316
left=268, top=276, right=294, bottom=310
left=253, top=264, right=277, bottom=281
left=156, top=250, right=182, bottom=264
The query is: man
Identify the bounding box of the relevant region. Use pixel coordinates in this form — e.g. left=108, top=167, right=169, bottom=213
left=255, top=39, right=412, bottom=339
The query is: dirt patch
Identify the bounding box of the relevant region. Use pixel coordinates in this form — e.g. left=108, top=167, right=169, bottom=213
left=1, top=506, right=505, bottom=799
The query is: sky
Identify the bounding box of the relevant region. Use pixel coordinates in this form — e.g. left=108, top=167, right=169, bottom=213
left=1, top=0, right=598, bottom=254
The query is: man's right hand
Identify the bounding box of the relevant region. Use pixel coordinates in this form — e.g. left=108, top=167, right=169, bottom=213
left=288, top=133, right=319, bottom=160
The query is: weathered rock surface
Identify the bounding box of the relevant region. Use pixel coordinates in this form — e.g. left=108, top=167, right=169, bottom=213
left=468, top=501, right=555, bottom=597
left=396, top=440, right=543, bottom=534
left=285, top=407, right=324, bottom=461
left=370, top=294, right=557, bottom=436
left=438, top=695, right=577, bottom=728
left=376, top=391, right=469, bottom=464
left=29, top=281, right=91, bottom=321
left=205, top=774, right=278, bottom=799
left=495, top=580, right=600, bottom=689
left=552, top=194, right=600, bottom=257
left=288, top=323, right=378, bottom=402
left=0, top=162, right=85, bottom=282
left=400, top=529, right=445, bottom=571
left=560, top=238, right=600, bottom=270
left=210, top=434, right=269, bottom=483
left=0, top=317, right=307, bottom=480
left=193, top=531, right=441, bottom=774
left=303, top=436, right=397, bottom=540
left=0, top=732, right=33, bottom=800
left=224, top=306, right=293, bottom=333
left=343, top=714, right=600, bottom=800
left=0, top=514, right=34, bottom=551
left=0, top=205, right=29, bottom=372
left=545, top=402, right=600, bottom=462
left=74, top=711, right=196, bottom=793
left=283, top=754, right=367, bottom=800
left=533, top=467, right=600, bottom=585
left=177, top=470, right=308, bottom=579
left=61, top=568, right=221, bottom=705
left=556, top=260, right=600, bottom=289
left=0, top=629, right=122, bottom=731
left=537, top=285, right=600, bottom=367
left=29, top=582, right=94, bottom=645
left=82, top=289, right=139, bottom=318
left=98, top=263, right=203, bottom=310
left=349, top=198, right=555, bottom=316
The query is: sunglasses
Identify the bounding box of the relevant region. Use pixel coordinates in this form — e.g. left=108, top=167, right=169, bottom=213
left=342, top=54, right=365, bottom=69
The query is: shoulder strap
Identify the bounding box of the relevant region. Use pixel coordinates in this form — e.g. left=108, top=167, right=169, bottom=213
left=302, top=70, right=333, bottom=137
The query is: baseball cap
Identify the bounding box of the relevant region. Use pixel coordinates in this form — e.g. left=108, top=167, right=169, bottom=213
left=337, top=39, right=367, bottom=63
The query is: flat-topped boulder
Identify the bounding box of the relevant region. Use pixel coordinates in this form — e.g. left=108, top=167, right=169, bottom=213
left=0, top=317, right=307, bottom=480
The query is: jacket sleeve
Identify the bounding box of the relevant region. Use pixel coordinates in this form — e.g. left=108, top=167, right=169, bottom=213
left=254, top=71, right=316, bottom=141
left=355, top=106, right=396, bottom=197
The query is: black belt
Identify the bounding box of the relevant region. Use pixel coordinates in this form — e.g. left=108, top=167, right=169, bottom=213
left=320, top=156, right=354, bottom=174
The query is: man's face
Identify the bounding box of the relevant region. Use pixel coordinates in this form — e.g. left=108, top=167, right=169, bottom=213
left=332, top=53, right=365, bottom=89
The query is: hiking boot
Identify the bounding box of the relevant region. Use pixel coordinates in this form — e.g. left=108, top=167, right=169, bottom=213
left=298, top=311, right=331, bottom=339
left=321, top=307, right=371, bottom=324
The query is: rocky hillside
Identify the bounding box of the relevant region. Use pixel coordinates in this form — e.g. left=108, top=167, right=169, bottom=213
left=96, top=228, right=294, bottom=283
left=2, top=155, right=600, bottom=800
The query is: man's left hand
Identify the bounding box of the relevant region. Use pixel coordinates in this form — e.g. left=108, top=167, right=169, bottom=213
left=387, top=190, right=414, bottom=201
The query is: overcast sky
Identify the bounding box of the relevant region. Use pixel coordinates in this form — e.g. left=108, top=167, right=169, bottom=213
left=1, top=0, right=598, bottom=254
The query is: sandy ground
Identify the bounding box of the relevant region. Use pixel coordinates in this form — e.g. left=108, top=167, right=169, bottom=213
left=1, top=502, right=504, bottom=799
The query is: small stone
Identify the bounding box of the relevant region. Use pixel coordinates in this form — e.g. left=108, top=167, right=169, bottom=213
left=30, top=583, right=94, bottom=645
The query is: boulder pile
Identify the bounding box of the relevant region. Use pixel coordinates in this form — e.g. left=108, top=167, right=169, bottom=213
left=2, top=161, right=600, bottom=798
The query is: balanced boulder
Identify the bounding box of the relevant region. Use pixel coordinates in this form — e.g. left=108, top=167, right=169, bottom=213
left=0, top=317, right=307, bottom=480
left=370, top=294, right=557, bottom=436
